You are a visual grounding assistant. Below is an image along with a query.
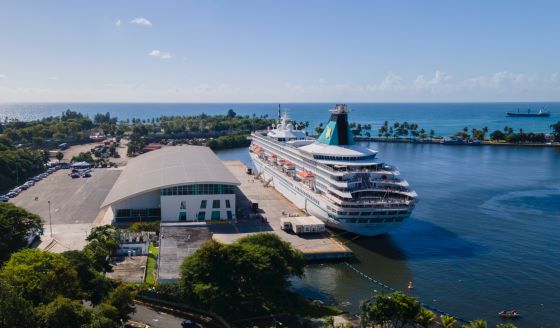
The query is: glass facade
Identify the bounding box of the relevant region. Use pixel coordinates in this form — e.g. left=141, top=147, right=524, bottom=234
left=115, top=208, right=161, bottom=221
left=161, top=184, right=235, bottom=196
left=212, top=200, right=220, bottom=208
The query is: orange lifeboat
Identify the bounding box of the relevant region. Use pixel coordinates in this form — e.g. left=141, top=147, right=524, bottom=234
left=298, top=171, right=314, bottom=179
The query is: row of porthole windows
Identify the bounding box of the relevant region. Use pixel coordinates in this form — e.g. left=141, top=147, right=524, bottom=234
left=313, top=154, right=375, bottom=161
left=344, top=217, right=404, bottom=224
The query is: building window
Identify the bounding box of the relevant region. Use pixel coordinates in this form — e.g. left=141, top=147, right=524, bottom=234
left=227, top=211, right=233, bottom=220
left=178, top=212, right=187, bottom=221
left=200, top=200, right=207, bottom=209
left=197, top=211, right=206, bottom=221
left=180, top=201, right=186, bottom=209
left=211, top=211, right=220, bottom=220
left=212, top=200, right=220, bottom=208
left=225, top=199, right=231, bottom=208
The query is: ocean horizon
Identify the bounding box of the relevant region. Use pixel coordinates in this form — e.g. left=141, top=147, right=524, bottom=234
left=1, top=102, right=559, bottom=137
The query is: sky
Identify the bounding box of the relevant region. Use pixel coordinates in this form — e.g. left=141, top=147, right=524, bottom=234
left=0, top=0, right=559, bottom=103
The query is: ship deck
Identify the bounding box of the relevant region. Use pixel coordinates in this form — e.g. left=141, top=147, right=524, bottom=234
left=213, top=160, right=353, bottom=261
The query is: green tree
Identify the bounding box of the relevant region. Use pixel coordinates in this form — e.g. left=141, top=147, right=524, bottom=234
left=440, top=315, right=457, bottom=328
left=0, top=277, right=36, bottom=328
left=35, top=296, right=91, bottom=328
left=461, top=320, right=487, bottom=328
left=490, top=130, right=505, bottom=141
left=0, top=202, right=43, bottom=263
left=360, top=292, right=421, bottom=328
left=551, top=121, right=560, bottom=141
left=415, top=308, right=436, bottom=327
left=62, top=250, right=113, bottom=305
left=104, top=284, right=137, bottom=321
left=0, top=249, right=81, bottom=305
left=55, top=151, right=64, bottom=161
left=495, top=324, right=516, bottom=328
left=179, top=233, right=304, bottom=319
left=83, top=225, right=120, bottom=272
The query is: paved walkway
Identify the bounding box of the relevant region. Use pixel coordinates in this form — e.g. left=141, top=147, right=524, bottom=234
left=214, top=161, right=352, bottom=260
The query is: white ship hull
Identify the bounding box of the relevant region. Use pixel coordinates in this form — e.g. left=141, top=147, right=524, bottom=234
left=250, top=153, right=407, bottom=236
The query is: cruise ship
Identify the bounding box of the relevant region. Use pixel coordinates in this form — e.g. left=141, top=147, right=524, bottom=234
left=249, top=104, right=417, bottom=236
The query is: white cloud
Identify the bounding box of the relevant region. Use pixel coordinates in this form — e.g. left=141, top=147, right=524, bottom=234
left=48, top=76, right=59, bottom=81
left=0, top=74, right=6, bottom=79
left=129, top=17, right=152, bottom=26
left=148, top=49, right=172, bottom=59
left=115, top=19, right=122, bottom=27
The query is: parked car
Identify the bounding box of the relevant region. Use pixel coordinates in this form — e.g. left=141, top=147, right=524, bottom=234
left=0, top=195, right=9, bottom=202
left=33, top=176, right=42, bottom=182
left=19, top=184, right=29, bottom=190
left=25, top=180, right=35, bottom=186
left=7, top=192, right=17, bottom=198
left=40, top=173, right=48, bottom=178
left=181, top=320, right=204, bottom=328
left=10, top=188, right=22, bottom=194
left=82, top=172, right=92, bottom=178
left=71, top=172, right=80, bottom=178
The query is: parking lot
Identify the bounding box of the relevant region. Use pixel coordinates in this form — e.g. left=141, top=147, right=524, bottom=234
left=10, top=168, right=121, bottom=252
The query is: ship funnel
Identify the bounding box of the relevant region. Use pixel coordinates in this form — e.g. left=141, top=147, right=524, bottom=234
left=317, top=104, right=355, bottom=145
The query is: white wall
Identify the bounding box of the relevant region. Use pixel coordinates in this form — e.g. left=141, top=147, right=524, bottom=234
left=160, top=194, right=236, bottom=221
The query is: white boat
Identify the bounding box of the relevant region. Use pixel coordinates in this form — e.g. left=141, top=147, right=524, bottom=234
left=249, top=104, right=417, bottom=236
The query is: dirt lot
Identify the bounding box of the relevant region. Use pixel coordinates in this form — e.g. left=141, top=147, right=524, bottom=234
left=61, top=139, right=130, bottom=167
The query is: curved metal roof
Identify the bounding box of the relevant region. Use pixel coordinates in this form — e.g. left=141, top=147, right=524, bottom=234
left=101, top=145, right=240, bottom=208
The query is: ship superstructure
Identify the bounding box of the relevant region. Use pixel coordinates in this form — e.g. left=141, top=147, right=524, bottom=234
left=249, top=104, right=417, bottom=236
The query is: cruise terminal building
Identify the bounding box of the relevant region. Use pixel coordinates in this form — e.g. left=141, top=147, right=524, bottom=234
left=101, top=146, right=240, bottom=222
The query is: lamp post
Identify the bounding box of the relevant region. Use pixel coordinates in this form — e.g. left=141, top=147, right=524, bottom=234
left=48, top=200, right=53, bottom=238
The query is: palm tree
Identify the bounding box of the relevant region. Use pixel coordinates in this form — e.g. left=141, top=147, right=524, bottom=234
left=440, top=315, right=457, bottom=328
left=461, top=320, right=487, bottom=328
left=415, top=308, right=436, bottom=327
left=495, top=324, right=517, bottom=328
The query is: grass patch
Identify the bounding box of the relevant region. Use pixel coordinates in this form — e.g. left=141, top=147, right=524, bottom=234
left=145, top=242, right=159, bottom=285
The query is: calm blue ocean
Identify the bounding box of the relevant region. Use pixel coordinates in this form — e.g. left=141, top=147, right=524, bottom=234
left=217, top=143, right=560, bottom=328
left=0, top=102, right=559, bottom=136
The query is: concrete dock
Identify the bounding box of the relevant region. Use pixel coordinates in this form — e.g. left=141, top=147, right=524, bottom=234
left=213, top=160, right=353, bottom=260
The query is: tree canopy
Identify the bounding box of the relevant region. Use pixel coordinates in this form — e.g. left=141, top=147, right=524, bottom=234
left=0, top=202, right=43, bottom=263
left=0, top=249, right=81, bottom=305
left=360, top=292, right=422, bottom=328
left=179, top=233, right=304, bottom=319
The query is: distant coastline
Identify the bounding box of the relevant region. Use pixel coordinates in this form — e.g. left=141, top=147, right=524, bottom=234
left=355, top=136, right=560, bottom=147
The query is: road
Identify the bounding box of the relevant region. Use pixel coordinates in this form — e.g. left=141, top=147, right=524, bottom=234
left=132, top=304, right=184, bottom=328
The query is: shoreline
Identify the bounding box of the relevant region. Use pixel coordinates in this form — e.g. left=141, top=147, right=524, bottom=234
left=355, top=136, right=560, bottom=147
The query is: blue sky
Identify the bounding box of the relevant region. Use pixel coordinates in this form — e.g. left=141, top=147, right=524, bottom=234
left=1, top=0, right=559, bottom=102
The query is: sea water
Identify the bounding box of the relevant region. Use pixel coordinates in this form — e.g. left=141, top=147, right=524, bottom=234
left=217, top=143, right=560, bottom=327
left=1, top=102, right=558, bottom=136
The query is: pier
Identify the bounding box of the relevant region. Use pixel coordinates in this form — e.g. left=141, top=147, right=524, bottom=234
left=213, top=160, right=353, bottom=261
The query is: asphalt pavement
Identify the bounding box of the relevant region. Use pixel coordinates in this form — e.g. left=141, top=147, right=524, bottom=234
left=132, top=304, right=184, bottom=328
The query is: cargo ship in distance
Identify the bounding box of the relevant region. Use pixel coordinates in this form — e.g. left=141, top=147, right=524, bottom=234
left=506, top=108, right=550, bottom=117
left=249, top=104, right=417, bottom=236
